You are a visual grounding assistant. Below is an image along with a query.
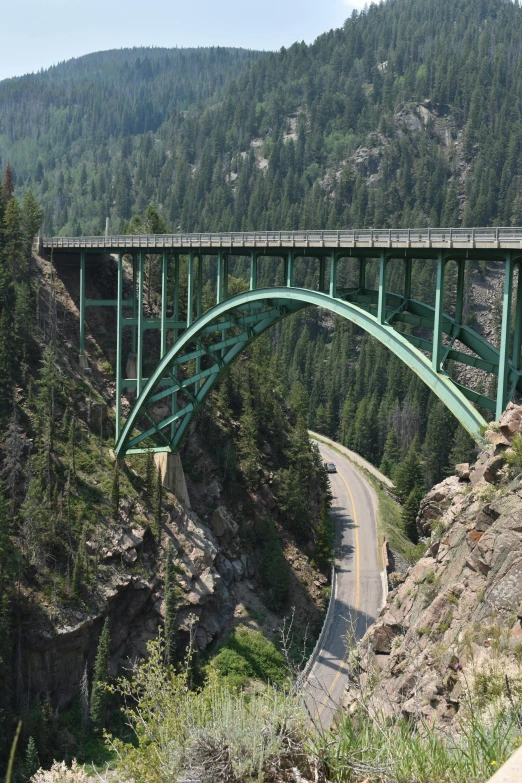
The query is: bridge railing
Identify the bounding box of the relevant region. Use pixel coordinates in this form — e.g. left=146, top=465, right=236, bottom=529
left=42, top=227, right=522, bottom=250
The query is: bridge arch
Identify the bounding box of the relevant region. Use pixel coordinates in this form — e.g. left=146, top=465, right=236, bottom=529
left=114, top=287, right=488, bottom=457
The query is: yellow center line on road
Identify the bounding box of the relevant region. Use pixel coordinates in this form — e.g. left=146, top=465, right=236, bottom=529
left=317, top=458, right=360, bottom=718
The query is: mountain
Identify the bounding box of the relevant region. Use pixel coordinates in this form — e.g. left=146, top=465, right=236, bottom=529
left=0, top=46, right=267, bottom=234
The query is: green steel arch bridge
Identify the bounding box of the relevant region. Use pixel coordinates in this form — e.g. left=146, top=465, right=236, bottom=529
left=41, top=228, right=522, bottom=458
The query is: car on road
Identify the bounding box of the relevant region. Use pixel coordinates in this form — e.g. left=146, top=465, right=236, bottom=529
left=325, top=462, right=337, bottom=473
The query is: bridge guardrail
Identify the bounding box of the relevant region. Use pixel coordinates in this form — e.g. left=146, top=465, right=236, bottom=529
left=42, top=226, right=522, bottom=251
left=293, top=561, right=336, bottom=694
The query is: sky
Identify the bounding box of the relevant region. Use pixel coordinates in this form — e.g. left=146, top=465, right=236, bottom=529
left=0, top=0, right=367, bottom=81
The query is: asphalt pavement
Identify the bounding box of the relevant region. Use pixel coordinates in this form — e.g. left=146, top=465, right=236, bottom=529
left=304, top=441, right=383, bottom=727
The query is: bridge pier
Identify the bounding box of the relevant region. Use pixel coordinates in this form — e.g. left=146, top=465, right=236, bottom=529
left=154, top=452, right=191, bottom=509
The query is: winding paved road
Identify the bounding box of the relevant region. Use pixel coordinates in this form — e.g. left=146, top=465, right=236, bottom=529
left=304, top=440, right=383, bottom=726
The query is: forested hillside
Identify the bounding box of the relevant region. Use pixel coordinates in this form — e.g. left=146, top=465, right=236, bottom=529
left=3, top=0, right=518, bottom=511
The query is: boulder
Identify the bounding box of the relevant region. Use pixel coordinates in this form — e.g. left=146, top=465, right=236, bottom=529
left=500, top=402, right=522, bottom=437
left=455, top=463, right=470, bottom=480
left=210, top=506, right=239, bottom=542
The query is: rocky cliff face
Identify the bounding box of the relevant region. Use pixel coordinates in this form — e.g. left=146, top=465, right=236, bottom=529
left=17, top=254, right=326, bottom=709
left=344, top=403, right=522, bottom=726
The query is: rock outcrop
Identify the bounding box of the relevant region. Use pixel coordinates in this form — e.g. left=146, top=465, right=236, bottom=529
left=343, top=404, right=522, bottom=727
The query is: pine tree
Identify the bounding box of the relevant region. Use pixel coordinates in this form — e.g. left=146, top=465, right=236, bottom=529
left=394, top=442, right=424, bottom=503
left=380, top=429, right=399, bottom=479
left=164, top=541, right=178, bottom=667
left=402, top=487, right=423, bottom=543
left=0, top=310, right=13, bottom=413
left=23, top=737, right=39, bottom=781
left=2, top=405, right=28, bottom=512
left=315, top=500, right=334, bottom=568
left=90, top=618, right=111, bottom=733
left=447, top=425, right=476, bottom=471
left=111, top=463, right=120, bottom=519
left=2, top=162, right=14, bottom=206
left=0, top=482, right=16, bottom=590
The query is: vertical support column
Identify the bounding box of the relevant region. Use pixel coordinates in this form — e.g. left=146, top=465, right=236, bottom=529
left=161, top=251, right=168, bottom=358
left=132, top=254, right=137, bottom=353
left=116, top=253, right=123, bottom=441
left=432, top=252, right=446, bottom=373
left=497, top=253, right=514, bottom=419
left=319, top=256, right=325, bottom=293
left=454, top=259, right=465, bottom=326
left=329, top=251, right=337, bottom=298
left=187, top=251, right=194, bottom=327
left=197, top=255, right=203, bottom=318
left=250, top=251, right=257, bottom=291
left=171, top=254, right=179, bottom=440
left=196, top=255, right=203, bottom=388
left=217, top=251, right=224, bottom=304
left=511, top=261, right=522, bottom=371
left=377, top=252, right=388, bottom=324
left=79, top=250, right=86, bottom=357
left=286, top=250, right=294, bottom=287
left=223, top=253, right=229, bottom=300
left=173, top=254, right=180, bottom=324
left=404, top=258, right=412, bottom=301
left=359, top=257, right=366, bottom=290
left=137, top=252, right=144, bottom=396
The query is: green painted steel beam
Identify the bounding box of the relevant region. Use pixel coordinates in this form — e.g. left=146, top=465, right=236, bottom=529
left=497, top=254, right=514, bottom=418
left=512, top=260, right=522, bottom=371
left=116, top=253, right=123, bottom=440
left=161, top=251, right=168, bottom=358
left=187, top=251, right=194, bottom=326
left=85, top=299, right=133, bottom=307
left=79, top=250, right=85, bottom=356
left=377, top=252, right=387, bottom=324
left=115, top=287, right=488, bottom=457
left=432, top=253, right=446, bottom=372
left=329, top=251, right=337, bottom=298
left=137, top=252, right=144, bottom=396
left=250, top=251, right=258, bottom=291
left=132, top=254, right=137, bottom=353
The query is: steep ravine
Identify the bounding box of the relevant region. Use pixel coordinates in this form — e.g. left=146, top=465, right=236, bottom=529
left=14, top=252, right=328, bottom=709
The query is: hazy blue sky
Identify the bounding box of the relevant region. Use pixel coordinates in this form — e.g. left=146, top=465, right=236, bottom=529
left=0, top=0, right=367, bottom=81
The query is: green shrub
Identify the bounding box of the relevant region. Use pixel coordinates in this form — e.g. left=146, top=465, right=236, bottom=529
left=209, top=626, right=288, bottom=688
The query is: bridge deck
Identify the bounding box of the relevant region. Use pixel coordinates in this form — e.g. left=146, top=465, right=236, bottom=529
left=42, top=227, right=522, bottom=255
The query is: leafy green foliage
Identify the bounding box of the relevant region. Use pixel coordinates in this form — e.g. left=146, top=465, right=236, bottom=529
left=208, top=626, right=288, bottom=689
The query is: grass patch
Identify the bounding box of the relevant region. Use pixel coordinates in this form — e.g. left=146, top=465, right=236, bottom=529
left=207, top=626, right=289, bottom=689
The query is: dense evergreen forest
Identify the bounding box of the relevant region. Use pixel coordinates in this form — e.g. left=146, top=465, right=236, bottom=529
left=4, top=0, right=516, bottom=524
left=3, top=0, right=522, bottom=772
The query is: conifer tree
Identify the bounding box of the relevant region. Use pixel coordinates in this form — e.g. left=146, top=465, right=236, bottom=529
left=90, top=618, right=111, bottom=733
left=380, top=429, right=399, bottom=479
left=315, top=500, right=334, bottom=568
left=395, top=441, right=424, bottom=504
left=2, top=405, right=28, bottom=512
left=164, top=541, right=178, bottom=667
left=23, top=737, right=39, bottom=781
left=0, top=310, right=13, bottom=413
left=2, top=162, right=14, bottom=206
left=402, top=486, right=423, bottom=543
